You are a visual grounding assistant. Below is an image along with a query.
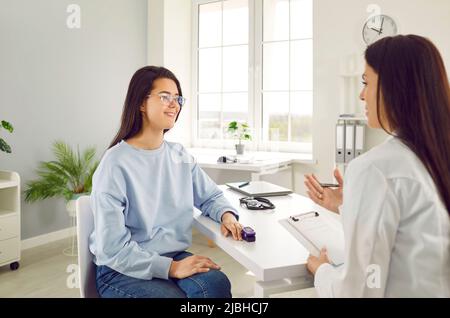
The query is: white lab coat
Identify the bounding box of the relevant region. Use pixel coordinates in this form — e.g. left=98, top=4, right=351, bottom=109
left=314, top=136, right=450, bottom=297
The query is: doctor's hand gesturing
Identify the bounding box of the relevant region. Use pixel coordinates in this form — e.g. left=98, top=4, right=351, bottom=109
left=304, top=169, right=343, bottom=214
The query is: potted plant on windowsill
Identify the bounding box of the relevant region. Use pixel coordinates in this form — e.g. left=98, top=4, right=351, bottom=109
left=0, top=120, right=14, bottom=154
left=227, top=121, right=252, bottom=155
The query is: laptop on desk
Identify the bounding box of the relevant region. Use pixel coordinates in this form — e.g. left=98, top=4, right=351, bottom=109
left=225, top=181, right=293, bottom=197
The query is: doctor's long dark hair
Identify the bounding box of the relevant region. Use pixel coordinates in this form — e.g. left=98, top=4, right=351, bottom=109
left=108, top=66, right=183, bottom=149
left=365, top=35, right=450, bottom=215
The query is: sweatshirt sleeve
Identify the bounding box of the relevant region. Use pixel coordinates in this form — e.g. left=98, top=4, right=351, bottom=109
left=90, top=161, right=172, bottom=280
left=314, top=163, right=400, bottom=297
left=191, top=162, right=239, bottom=223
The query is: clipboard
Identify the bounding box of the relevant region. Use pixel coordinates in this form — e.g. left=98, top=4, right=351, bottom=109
left=279, top=211, right=345, bottom=266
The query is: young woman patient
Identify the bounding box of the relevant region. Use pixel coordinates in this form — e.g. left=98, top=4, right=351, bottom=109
left=89, top=66, right=243, bottom=298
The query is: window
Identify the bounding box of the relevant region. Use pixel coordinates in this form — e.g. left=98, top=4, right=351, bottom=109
left=193, top=0, right=313, bottom=153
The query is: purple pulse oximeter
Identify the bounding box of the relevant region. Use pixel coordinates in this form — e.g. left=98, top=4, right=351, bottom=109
left=241, top=226, right=256, bottom=242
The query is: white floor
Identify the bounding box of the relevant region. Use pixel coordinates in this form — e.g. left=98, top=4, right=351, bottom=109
left=0, top=231, right=253, bottom=297
left=0, top=230, right=316, bottom=298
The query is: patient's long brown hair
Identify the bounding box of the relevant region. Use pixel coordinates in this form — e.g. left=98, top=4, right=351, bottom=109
left=109, top=66, right=183, bottom=149
left=365, top=35, right=450, bottom=215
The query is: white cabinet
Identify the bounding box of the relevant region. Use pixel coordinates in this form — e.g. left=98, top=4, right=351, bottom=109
left=0, top=171, right=20, bottom=270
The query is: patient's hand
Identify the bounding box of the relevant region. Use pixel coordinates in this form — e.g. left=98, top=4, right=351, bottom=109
left=304, top=169, right=343, bottom=214
left=169, top=255, right=221, bottom=279
left=221, top=212, right=243, bottom=241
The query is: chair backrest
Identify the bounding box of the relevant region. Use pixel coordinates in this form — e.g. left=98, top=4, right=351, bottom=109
left=76, top=195, right=98, bottom=298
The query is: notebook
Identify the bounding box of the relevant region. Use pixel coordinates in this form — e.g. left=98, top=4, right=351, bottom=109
left=225, top=181, right=293, bottom=197
left=279, top=211, right=345, bottom=266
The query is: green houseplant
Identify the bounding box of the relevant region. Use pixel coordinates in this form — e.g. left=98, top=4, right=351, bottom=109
left=227, top=121, right=252, bottom=155
left=0, top=120, right=14, bottom=154
left=24, top=141, right=99, bottom=204
left=24, top=141, right=99, bottom=256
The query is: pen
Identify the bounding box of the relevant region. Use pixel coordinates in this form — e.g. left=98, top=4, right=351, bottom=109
left=238, top=181, right=250, bottom=188
left=320, top=183, right=340, bottom=188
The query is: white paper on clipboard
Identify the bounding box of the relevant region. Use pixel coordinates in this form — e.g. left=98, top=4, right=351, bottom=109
left=280, top=211, right=345, bottom=266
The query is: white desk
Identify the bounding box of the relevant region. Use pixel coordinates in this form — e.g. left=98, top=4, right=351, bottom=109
left=186, top=148, right=314, bottom=188
left=193, top=185, right=340, bottom=297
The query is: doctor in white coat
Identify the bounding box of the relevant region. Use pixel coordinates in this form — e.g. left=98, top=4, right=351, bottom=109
left=304, top=35, right=450, bottom=297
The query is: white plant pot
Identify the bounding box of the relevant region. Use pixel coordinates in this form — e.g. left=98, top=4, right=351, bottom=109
left=63, top=193, right=88, bottom=257
left=66, top=199, right=77, bottom=218
left=66, top=193, right=89, bottom=218
left=235, top=144, right=245, bottom=155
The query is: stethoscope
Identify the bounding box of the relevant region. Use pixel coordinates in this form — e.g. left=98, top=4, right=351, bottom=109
left=239, top=196, right=276, bottom=210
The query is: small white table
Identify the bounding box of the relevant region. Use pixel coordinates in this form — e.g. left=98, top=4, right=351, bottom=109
left=0, top=171, right=21, bottom=271
left=193, top=185, right=340, bottom=297
left=186, top=148, right=314, bottom=187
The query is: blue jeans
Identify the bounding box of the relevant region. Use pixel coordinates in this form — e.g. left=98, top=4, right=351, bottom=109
left=95, top=251, right=232, bottom=298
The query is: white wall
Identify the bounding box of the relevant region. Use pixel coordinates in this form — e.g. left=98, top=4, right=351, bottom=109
left=157, top=0, right=450, bottom=195
left=147, top=0, right=165, bottom=66
left=299, top=0, right=450, bottom=194
left=2, top=0, right=447, bottom=240
left=147, top=0, right=192, bottom=146
left=0, top=0, right=148, bottom=239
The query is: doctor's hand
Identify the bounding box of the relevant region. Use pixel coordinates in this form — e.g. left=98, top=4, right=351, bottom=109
left=169, top=255, right=221, bottom=279
left=304, top=169, right=343, bottom=214
left=307, top=248, right=330, bottom=276
left=221, top=212, right=243, bottom=241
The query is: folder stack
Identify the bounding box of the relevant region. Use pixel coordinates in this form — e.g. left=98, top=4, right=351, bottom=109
left=345, top=122, right=355, bottom=163
left=335, top=122, right=345, bottom=163
left=335, top=118, right=365, bottom=165
left=354, top=123, right=365, bottom=157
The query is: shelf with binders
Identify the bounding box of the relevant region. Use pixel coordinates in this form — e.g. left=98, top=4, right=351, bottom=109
left=335, top=117, right=366, bottom=170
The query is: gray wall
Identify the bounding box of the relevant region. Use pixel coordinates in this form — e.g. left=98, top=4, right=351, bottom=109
left=0, top=0, right=148, bottom=239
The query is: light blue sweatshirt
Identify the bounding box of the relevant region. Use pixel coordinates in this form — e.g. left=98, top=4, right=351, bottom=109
left=89, top=140, right=238, bottom=280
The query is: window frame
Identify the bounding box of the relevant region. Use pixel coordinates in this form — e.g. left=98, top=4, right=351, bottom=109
left=191, top=0, right=312, bottom=154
